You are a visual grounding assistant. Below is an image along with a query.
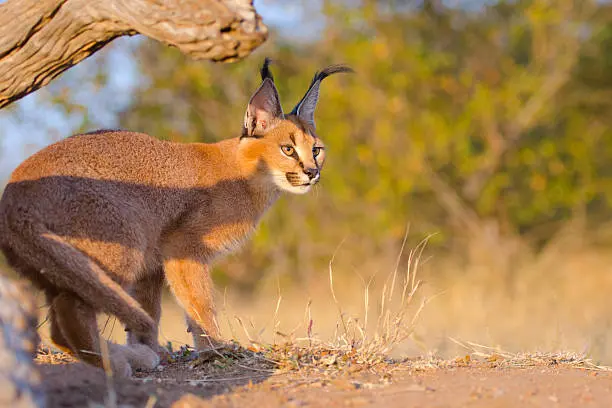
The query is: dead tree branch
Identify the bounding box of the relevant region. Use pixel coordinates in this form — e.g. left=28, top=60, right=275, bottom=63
left=0, top=0, right=267, bottom=108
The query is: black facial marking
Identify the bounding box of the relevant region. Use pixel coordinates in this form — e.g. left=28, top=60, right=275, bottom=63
left=289, top=133, right=296, bottom=145
left=285, top=172, right=303, bottom=186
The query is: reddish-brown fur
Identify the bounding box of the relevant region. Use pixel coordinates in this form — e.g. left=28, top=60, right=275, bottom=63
left=0, top=62, right=349, bottom=376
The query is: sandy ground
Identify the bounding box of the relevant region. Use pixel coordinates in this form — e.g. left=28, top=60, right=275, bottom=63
left=191, top=366, right=612, bottom=408
left=37, top=354, right=612, bottom=408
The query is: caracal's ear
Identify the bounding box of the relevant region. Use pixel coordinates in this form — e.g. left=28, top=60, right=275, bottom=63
left=243, top=58, right=284, bottom=138
left=290, top=64, right=354, bottom=129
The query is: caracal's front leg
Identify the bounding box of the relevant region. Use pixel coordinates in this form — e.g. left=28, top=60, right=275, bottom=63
left=127, top=268, right=168, bottom=357
left=163, top=258, right=221, bottom=350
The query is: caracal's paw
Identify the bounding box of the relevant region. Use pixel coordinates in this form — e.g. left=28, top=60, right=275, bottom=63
left=124, top=344, right=160, bottom=371
left=109, top=343, right=159, bottom=372
left=109, top=354, right=133, bottom=378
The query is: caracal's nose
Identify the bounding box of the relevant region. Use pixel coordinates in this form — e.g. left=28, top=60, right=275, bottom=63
left=304, top=167, right=319, bottom=180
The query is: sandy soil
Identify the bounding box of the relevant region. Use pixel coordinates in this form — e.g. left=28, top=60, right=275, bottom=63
left=37, top=353, right=612, bottom=408
left=185, top=366, right=612, bottom=408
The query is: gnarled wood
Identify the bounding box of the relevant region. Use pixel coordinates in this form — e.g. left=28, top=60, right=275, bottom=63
left=0, top=0, right=267, bottom=109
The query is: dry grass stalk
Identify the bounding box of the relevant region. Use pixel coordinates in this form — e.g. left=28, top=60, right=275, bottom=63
left=449, top=337, right=612, bottom=371
left=98, top=334, right=118, bottom=408
left=143, top=395, right=158, bottom=408
left=242, top=231, right=433, bottom=373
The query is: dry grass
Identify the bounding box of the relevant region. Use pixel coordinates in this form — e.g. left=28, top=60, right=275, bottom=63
left=152, top=234, right=610, bottom=377
left=409, top=246, right=612, bottom=365
left=448, top=338, right=612, bottom=371
left=34, top=232, right=612, bottom=379
left=202, top=231, right=434, bottom=374
left=36, top=346, right=77, bottom=365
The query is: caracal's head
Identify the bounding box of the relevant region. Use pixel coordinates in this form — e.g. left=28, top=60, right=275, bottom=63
left=239, top=59, right=352, bottom=194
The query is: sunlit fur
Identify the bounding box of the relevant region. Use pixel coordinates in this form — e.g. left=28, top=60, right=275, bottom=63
left=239, top=116, right=326, bottom=195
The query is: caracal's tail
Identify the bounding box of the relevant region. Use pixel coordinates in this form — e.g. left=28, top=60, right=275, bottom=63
left=5, top=221, right=154, bottom=334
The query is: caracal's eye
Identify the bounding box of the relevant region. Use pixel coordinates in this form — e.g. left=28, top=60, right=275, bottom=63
left=281, top=145, right=295, bottom=157
left=312, top=147, right=322, bottom=157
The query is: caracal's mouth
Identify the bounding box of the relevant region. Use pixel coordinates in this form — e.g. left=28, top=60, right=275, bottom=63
left=286, top=172, right=320, bottom=187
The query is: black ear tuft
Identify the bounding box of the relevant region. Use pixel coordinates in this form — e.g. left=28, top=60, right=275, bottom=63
left=260, top=57, right=274, bottom=82
left=305, top=65, right=354, bottom=89
left=290, top=64, right=354, bottom=129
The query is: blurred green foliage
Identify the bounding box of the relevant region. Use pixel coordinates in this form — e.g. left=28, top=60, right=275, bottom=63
left=120, top=0, right=612, bottom=287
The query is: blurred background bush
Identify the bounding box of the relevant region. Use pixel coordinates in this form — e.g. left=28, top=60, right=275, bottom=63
left=2, top=0, right=612, bottom=361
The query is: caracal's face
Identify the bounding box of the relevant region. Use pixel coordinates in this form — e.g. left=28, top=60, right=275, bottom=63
left=239, top=61, right=351, bottom=193
left=243, top=116, right=326, bottom=195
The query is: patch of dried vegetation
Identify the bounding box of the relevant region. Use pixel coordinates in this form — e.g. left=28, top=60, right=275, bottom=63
left=35, top=346, right=77, bottom=365
left=191, top=233, right=434, bottom=378
left=34, top=233, right=612, bottom=391
left=449, top=338, right=612, bottom=371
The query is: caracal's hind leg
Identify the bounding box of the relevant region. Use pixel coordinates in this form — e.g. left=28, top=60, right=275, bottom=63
left=127, top=268, right=169, bottom=358
left=46, top=294, right=72, bottom=354
left=52, top=292, right=159, bottom=376
left=51, top=292, right=132, bottom=376
left=163, top=259, right=221, bottom=350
